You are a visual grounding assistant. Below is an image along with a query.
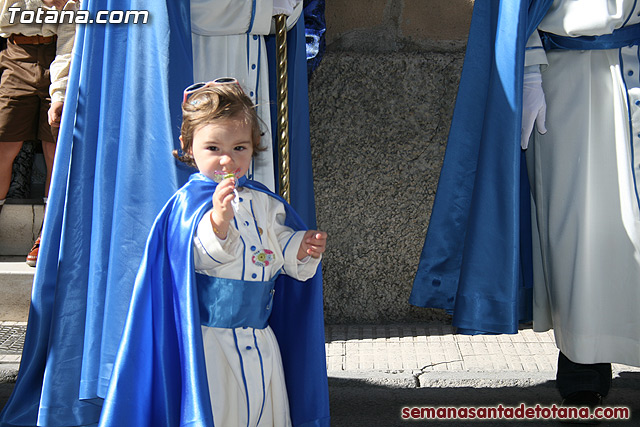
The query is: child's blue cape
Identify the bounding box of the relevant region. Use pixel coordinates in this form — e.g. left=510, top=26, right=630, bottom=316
left=98, top=173, right=330, bottom=427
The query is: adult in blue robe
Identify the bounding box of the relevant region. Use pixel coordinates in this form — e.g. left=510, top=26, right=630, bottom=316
left=0, top=1, right=192, bottom=426
left=266, top=9, right=319, bottom=227
left=409, top=0, right=553, bottom=335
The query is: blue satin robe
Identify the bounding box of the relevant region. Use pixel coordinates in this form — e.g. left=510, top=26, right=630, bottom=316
left=409, top=0, right=554, bottom=335
left=0, top=1, right=192, bottom=425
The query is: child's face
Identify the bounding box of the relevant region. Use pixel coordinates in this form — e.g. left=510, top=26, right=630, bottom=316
left=189, top=118, right=254, bottom=182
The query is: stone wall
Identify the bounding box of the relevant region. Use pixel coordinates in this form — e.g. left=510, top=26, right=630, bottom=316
left=326, top=0, right=472, bottom=52
left=310, top=1, right=473, bottom=323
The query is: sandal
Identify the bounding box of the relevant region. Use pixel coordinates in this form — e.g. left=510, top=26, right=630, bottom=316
left=26, top=236, right=40, bottom=267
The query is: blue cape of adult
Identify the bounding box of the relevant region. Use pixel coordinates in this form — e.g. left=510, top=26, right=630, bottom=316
left=409, top=0, right=554, bottom=335
left=98, top=173, right=329, bottom=427
left=0, top=1, right=192, bottom=426
left=266, top=12, right=319, bottom=228
left=0, top=0, right=322, bottom=425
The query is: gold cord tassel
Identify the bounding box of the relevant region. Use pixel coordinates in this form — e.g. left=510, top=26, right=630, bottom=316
left=275, top=14, right=290, bottom=203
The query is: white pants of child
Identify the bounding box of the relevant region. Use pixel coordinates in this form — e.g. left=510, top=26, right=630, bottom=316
left=201, top=325, right=292, bottom=426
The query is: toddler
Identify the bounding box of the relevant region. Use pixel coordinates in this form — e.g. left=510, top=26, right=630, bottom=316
left=98, top=79, right=330, bottom=427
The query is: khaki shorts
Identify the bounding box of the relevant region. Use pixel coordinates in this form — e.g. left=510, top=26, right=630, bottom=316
left=0, top=38, right=55, bottom=143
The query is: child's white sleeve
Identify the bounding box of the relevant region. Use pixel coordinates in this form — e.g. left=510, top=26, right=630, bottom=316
left=272, top=201, right=321, bottom=281
left=193, top=210, right=242, bottom=270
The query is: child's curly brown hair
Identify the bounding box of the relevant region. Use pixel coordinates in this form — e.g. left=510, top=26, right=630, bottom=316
left=174, top=83, right=265, bottom=168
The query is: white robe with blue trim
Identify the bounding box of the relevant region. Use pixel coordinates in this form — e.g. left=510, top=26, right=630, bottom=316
left=190, top=0, right=303, bottom=191
left=527, top=0, right=640, bottom=366
left=193, top=187, right=320, bottom=426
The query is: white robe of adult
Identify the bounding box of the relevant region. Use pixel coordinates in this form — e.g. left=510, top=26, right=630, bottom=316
left=190, top=0, right=303, bottom=191
left=526, top=0, right=640, bottom=366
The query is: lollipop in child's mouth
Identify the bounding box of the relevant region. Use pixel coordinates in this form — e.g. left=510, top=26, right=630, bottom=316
left=213, top=170, right=241, bottom=210
left=213, top=169, right=239, bottom=183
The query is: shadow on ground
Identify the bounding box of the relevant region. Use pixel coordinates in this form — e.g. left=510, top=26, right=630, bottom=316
left=329, top=374, right=640, bottom=426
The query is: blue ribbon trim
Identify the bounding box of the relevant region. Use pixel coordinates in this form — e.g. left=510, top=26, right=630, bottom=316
left=541, top=22, right=640, bottom=51
left=196, top=273, right=276, bottom=329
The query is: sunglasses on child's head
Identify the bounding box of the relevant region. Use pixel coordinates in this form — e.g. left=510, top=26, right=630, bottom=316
left=182, top=77, right=240, bottom=104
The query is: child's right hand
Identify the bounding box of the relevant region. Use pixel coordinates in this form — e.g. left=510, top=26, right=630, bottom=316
left=210, top=177, right=236, bottom=237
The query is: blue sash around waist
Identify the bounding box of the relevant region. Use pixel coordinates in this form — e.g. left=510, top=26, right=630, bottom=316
left=196, top=273, right=276, bottom=329
left=541, top=21, right=640, bottom=51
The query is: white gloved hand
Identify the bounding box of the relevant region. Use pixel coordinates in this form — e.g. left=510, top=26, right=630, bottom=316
left=521, top=71, right=547, bottom=150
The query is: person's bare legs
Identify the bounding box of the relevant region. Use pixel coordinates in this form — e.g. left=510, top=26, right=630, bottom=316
left=0, top=141, right=24, bottom=200
left=24, top=138, right=56, bottom=266
left=42, top=139, right=55, bottom=197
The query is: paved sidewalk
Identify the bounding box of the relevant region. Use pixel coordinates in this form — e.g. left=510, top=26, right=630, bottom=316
left=0, top=321, right=25, bottom=381
left=325, top=323, right=640, bottom=388
left=326, top=323, right=559, bottom=373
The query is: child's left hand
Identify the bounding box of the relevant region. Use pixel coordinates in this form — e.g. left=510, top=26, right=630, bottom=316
left=298, top=230, right=327, bottom=260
